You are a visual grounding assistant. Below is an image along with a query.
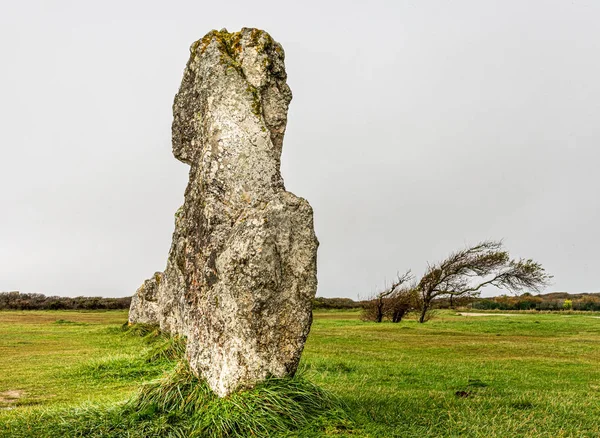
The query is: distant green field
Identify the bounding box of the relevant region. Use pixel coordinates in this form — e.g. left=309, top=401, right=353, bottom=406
left=1, top=309, right=599, bottom=437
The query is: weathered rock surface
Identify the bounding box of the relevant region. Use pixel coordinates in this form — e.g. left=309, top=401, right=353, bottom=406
left=129, top=28, right=318, bottom=397
left=128, top=272, right=162, bottom=325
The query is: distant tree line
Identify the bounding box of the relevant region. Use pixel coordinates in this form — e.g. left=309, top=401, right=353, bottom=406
left=312, top=297, right=362, bottom=310
left=0, top=291, right=131, bottom=310
left=473, top=293, right=600, bottom=312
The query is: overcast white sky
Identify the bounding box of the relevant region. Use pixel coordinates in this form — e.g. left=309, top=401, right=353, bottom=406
left=1, top=1, right=599, bottom=298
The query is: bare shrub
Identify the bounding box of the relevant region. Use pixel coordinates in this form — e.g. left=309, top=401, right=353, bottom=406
left=361, top=272, right=413, bottom=323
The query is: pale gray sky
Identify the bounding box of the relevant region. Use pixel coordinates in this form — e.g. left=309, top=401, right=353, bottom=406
left=1, top=1, right=599, bottom=298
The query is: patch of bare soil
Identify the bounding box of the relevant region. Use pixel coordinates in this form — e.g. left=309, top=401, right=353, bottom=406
left=0, top=390, right=25, bottom=409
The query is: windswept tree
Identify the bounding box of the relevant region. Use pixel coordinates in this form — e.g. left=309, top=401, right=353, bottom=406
left=416, top=240, right=552, bottom=323
left=361, top=271, right=413, bottom=322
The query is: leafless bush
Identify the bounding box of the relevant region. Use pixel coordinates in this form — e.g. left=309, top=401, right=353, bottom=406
left=384, top=285, right=418, bottom=322
left=361, top=271, right=414, bottom=322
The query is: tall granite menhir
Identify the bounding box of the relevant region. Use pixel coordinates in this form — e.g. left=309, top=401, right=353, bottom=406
left=129, top=28, right=319, bottom=397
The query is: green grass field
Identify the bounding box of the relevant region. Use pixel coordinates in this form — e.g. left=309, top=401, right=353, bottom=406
left=1, top=309, right=599, bottom=437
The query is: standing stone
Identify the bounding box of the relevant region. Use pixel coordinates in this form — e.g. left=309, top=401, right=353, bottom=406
left=129, top=28, right=319, bottom=397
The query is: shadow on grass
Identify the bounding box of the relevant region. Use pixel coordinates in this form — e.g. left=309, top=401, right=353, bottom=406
left=54, top=319, right=89, bottom=326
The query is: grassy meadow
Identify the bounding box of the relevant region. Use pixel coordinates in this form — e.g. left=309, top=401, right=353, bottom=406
left=0, top=309, right=599, bottom=437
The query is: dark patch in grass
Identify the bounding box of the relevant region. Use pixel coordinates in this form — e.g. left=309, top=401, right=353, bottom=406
left=467, top=378, right=488, bottom=388
left=13, top=400, right=42, bottom=408
left=511, top=400, right=534, bottom=410
left=54, top=319, right=88, bottom=326
left=453, top=378, right=488, bottom=399
left=307, top=360, right=357, bottom=374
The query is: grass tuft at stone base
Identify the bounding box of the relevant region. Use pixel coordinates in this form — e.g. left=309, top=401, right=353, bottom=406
left=131, top=362, right=350, bottom=437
